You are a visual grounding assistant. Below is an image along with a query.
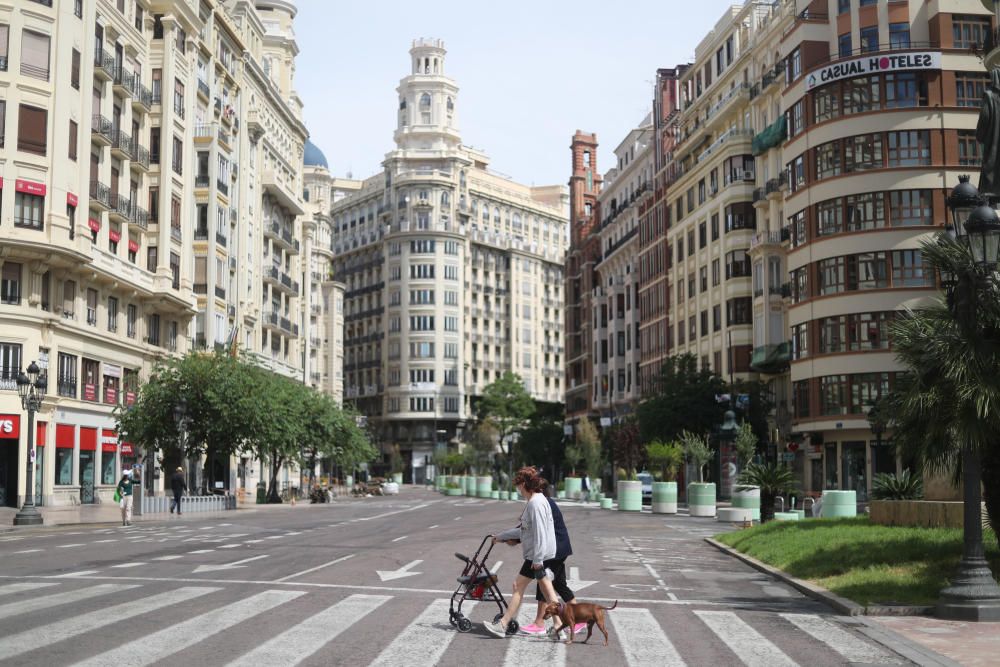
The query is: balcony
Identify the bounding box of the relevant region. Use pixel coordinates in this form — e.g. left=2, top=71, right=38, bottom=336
left=261, top=169, right=305, bottom=215
left=113, top=67, right=136, bottom=97
left=89, top=181, right=111, bottom=211
left=109, top=193, right=131, bottom=223
left=228, top=304, right=236, bottom=318
left=216, top=232, right=227, bottom=247
left=752, top=116, right=787, bottom=157
left=195, top=174, right=210, bottom=188
left=91, top=115, right=114, bottom=145
left=262, top=310, right=298, bottom=336
left=214, top=286, right=226, bottom=300
left=696, top=128, right=754, bottom=164
left=132, top=82, right=153, bottom=112
left=217, top=128, right=231, bottom=148
left=752, top=187, right=766, bottom=205
left=217, top=179, right=229, bottom=197
left=93, top=47, right=115, bottom=80
left=309, top=337, right=321, bottom=347
left=749, top=230, right=784, bottom=250
left=130, top=205, right=149, bottom=230
left=197, top=79, right=210, bottom=100
left=111, top=130, right=133, bottom=160
left=229, top=256, right=237, bottom=271
left=749, top=342, right=791, bottom=374
left=265, top=266, right=299, bottom=294
left=131, top=144, right=150, bottom=172
left=194, top=227, right=209, bottom=241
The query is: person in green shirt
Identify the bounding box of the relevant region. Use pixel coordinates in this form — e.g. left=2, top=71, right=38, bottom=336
left=116, top=471, right=135, bottom=526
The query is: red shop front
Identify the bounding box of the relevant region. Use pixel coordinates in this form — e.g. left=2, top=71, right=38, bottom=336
left=0, top=414, right=20, bottom=507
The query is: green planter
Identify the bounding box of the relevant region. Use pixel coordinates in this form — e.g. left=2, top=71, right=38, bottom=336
left=490, top=490, right=499, bottom=500
left=651, top=481, right=678, bottom=514
left=732, top=485, right=761, bottom=522
left=446, top=487, right=463, bottom=496
left=774, top=511, right=800, bottom=521
left=392, top=472, right=404, bottom=485
left=435, top=475, right=445, bottom=491
left=600, top=497, right=613, bottom=509
left=687, top=482, right=717, bottom=517
left=564, top=477, right=582, bottom=500
left=466, top=476, right=478, bottom=496
left=476, top=476, right=492, bottom=498
left=595, top=492, right=603, bottom=502
left=499, top=491, right=509, bottom=501
left=345, top=474, right=354, bottom=488
left=821, top=489, right=857, bottom=518
left=557, top=490, right=566, bottom=499
left=617, top=480, right=642, bottom=512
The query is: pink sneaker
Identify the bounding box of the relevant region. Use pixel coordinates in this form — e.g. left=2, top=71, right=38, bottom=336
left=572, top=623, right=588, bottom=634
left=519, top=623, right=547, bottom=636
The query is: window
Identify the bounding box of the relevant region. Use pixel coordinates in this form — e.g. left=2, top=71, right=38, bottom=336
left=887, top=131, right=930, bottom=166
left=17, top=104, right=47, bottom=155
left=849, top=312, right=891, bottom=350
left=956, top=72, right=988, bottom=108
left=0, top=263, right=21, bottom=304
left=814, top=85, right=840, bottom=124
left=700, top=266, right=708, bottom=292
left=444, top=240, right=459, bottom=255
left=445, top=316, right=458, bottom=331
left=410, top=239, right=435, bottom=253
left=409, top=397, right=434, bottom=412
left=150, top=127, right=160, bottom=163
left=851, top=252, right=889, bottom=290
left=788, top=48, right=801, bottom=81
left=959, top=130, right=983, bottom=167
left=169, top=252, right=180, bottom=289
left=68, top=119, right=78, bottom=160
left=892, top=249, right=934, bottom=287
left=62, top=279, right=76, bottom=318
left=792, top=323, right=808, bottom=360
left=712, top=305, right=721, bottom=331
left=444, top=290, right=458, bottom=305
left=409, top=289, right=434, bottom=304
left=725, top=203, right=754, bottom=232
left=889, top=23, right=910, bottom=49
left=787, top=99, right=805, bottom=137
left=953, top=14, right=991, bottom=50
left=0, top=342, right=21, bottom=390
left=816, top=140, right=841, bottom=179
left=146, top=246, right=158, bottom=273
left=842, top=76, right=879, bottom=115
left=58, top=352, right=78, bottom=398
left=444, top=368, right=458, bottom=385
left=71, top=48, right=80, bottom=89
left=107, top=296, right=118, bottom=332
left=171, top=135, right=183, bottom=174
left=687, top=230, right=695, bottom=256
left=838, top=33, right=852, bottom=58
left=409, top=369, right=434, bottom=384
left=444, top=397, right=459, bottom=413
left=444, top=265, right=458, bottom=280
left=712, top=258, right=720, bottom=286
left=726, top=297, right=751, bottom=326
left=860, top=26, right=879, bottom=53
left=409, top=264, right=434, bottom=279
left=851, top=372, right=890, bottom=414
left=794, top=380, right=810, bottom=418
left=388, top=316, right=401, bottom=332
left=889, top=190, right=932, bottom=226
left=838, top=0, right=849, bottom=14
left=818, top=256, right=846, bottom=295
left=409, top=315, right=435, bottom=331
left=819, top=315, right=847, bottom=353
left=126, top=304, right=137, bottom=338
left=845, top=133, right=882, bottom=172
left=725, top=249, right=751, bottom=279
left=20, top=30, right=50, bottom=81
left=14, top=191, right=44, bottom=229
left=885, top=72, right=926, bottom=108
left=444, top=342, right=458, bottom=358
left=711, top=213, right=719, bottom=241
left=821, top=375, right=848, bottom=415
left=86, top=288, right=98, bottom=325
left=817, top=198, right=844, bottom=236
left=147, top=313, right=160, bottom=345
left=409, top=342, right=434, bottom=358
left=790, top=156, right=805, bottom=190
left=845, top=192, right=884, bottom=231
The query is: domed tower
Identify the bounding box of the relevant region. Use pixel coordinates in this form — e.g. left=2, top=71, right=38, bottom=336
left=394, top=38, right=461, bottom=153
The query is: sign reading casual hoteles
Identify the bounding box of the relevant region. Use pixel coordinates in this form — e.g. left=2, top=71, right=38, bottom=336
left=805, top=51, right=942, bottom=90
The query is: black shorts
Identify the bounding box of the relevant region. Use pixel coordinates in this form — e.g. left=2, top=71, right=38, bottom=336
left=536, top=558, right=575, bottom=602
left=518, top=559, right=547, bottom=580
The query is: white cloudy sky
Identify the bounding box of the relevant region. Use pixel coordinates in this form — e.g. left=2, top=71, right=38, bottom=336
left=294, top=0, right=738, bottom=186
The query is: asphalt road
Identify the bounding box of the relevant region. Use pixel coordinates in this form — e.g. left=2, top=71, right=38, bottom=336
left=0, top=487, right=935, bottom=666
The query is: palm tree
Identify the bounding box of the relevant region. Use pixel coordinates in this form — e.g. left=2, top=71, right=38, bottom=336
left=737, top=462, right=796, bottom=522
left=885, top=235, right=1000, bottom=547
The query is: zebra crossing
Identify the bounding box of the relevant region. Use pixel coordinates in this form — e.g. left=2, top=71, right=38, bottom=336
left=0, top=578, right=914, bottom=666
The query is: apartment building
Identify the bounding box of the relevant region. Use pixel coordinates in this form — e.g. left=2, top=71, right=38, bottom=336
left=329, top=39, right=568, bottom=483
left=769, top=0, right=993, bottom=499
left=0, top=0, right=317, bottom=508
left=592, top=118, right=654, bottom=423
left=564, top=131, right=602, bottom=425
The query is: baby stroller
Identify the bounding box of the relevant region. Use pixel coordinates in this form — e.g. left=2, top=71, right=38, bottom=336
left=449, top=535, right=519, bottom=634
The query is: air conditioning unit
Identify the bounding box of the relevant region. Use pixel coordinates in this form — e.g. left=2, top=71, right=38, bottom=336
left=742, top=170, right=754, bottom=181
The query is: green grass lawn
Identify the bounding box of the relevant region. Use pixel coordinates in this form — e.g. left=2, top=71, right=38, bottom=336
left=715, top=517, right=1000, bottom=607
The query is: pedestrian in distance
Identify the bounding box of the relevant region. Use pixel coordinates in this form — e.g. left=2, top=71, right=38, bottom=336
left=519, top=480, right=587, bottom=638
left=484, top=466, right=562, bottom=639
left=170, top=467, right=187, bottom=515
left=116, top=470, right=135, bottom=526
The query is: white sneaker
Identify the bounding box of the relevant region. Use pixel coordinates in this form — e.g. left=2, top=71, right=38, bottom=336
left=483, top=620, right=508, bottom=638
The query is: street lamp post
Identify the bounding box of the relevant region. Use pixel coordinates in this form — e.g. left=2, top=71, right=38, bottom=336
left=14, top=362, right=47, bottom=526
left=936, top=177, right=1000, bottom=621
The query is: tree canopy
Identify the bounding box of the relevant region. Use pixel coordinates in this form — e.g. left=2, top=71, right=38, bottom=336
left=636, top=353, right=728, bottom=445
left=477, top=371, right=535, bottom=455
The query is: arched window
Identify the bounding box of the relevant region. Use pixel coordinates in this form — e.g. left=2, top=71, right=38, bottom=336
left=441, top=191, right=450, bottom=206
left=512, top=213, right=521, bottom=229
left=420, top=93, right=431, bottom=124
left=447, top=97, right=454, bottom=112
left=493, top=207, right=501, bottom=224
left=459, top=170, right=466, bottom=189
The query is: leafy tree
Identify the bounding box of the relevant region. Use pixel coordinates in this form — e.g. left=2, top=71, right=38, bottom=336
left=518, top=401, right=566, bottom=483
left=734, top=421, right=759, bottom=469
left=387, top=444, right=404, bottom=475
left=575, top=418, right=604, bottom=482
left=884, top=235, right=1000, bottom=546
left=607, top=420, right=644, bottom=480
left=478, top=372, right=536, bottom=461
left=241, top=368, right=307, bottom=502
left=463, top=421, right=499, bottom=474
left=681, top=430, right=712, bottom=483
left=637, top=354, right=728, bottom=445
left=646, top=440, right=683, bottom=481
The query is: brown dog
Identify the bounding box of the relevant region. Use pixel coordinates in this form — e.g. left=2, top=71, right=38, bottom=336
left=542, top=600, right=618, bottom=645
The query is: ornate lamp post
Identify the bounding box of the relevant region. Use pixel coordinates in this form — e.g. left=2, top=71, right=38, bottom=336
left=14, top=362, right=47, bottom=526
left=937, top=177, right=1000, bottom=621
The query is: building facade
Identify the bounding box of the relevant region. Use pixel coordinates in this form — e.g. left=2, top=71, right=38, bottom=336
left=0, top=0, right=318, bottom=508
left=330, top=39, right=568, bottom=483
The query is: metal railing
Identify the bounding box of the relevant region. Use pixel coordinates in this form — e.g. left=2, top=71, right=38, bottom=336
left=89, top=180, right=111, bottom=209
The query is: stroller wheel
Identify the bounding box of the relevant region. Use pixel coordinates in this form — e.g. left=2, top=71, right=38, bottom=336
left=457, top=617, right=473, bottom=632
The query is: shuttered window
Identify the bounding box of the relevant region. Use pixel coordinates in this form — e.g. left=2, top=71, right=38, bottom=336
left=20, top=30, right=50, bottom=80
left=71, top=48, right=80, bottom=88
left=0, top=25, right=8, bottom=68
left=17, top=104, right=47, bottom=155
left=68, top=119, right=77, bottom=160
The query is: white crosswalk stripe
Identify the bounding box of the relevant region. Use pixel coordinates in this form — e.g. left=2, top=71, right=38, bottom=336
left=0, top=582, right=58, bottom=597
left=502, top=600, right=565, bottom=666
left=0, top=587, right=218, bottom=661
left=611, top=607, right=686, bottom=666
left=694, top=610, right=797, bottom=667
left=226, top=594, right=390, bottom=667
left=0, top=583, right=140, bottom=621
left=73, top=589, right=304, bottom=667
left=369, top=598, right=475, bottom=667
left=781, top=613, right=904, bottom=664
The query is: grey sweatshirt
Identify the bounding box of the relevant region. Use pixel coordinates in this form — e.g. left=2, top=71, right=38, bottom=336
left=496, top=492, right=556, bottom=566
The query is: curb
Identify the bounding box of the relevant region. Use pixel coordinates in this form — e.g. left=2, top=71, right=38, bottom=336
left=704, top=537, right=932, bottom=617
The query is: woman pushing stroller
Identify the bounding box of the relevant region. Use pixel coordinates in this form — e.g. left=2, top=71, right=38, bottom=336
left=483, top=466, right=562, bottom=638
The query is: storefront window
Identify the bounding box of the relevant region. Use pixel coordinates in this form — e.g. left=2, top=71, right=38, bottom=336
left=841, top=441, right=868, bottom=501
left=825, top=444, right=838, bottom=489
left=55, top=447, right=73, bottom=485
left=101, top=447, right=117, bottom=485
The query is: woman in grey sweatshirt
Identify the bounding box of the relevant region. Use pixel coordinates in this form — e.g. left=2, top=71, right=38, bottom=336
left=484, top=466, right=561, bottom=638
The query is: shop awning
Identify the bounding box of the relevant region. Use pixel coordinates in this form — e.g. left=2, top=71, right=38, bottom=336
left=750, top=341, right=792, bottom=374
left=752, top=116, right=787, bottom=156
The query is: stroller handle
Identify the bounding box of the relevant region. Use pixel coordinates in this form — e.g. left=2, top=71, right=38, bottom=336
left=454, top=552, right=470, bottom=563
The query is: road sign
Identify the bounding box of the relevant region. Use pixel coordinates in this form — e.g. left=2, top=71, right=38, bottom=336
left=781, top=452, right=795, bottom=462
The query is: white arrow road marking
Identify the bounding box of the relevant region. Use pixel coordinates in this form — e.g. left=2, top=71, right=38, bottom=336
left=391, top=535, right=408, bottom=542
left=193, top=554, right=269, bottom=574
left=490, top=560, right=503, bottom=574
left=566, top=566, right=598, bottom=592
left=376, top=559, right=423, bottom=581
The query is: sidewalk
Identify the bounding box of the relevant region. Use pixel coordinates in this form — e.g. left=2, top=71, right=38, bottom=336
left=0, top=502, right=244, bottom=531
left=870, top=616, right=1000, bottom=667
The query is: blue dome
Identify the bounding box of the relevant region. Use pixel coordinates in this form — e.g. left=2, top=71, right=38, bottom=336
left=304, top=139, right=329, bottom=169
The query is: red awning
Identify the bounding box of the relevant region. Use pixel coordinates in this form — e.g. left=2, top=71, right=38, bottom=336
left=79, top=427, right=97, bottom=451
left=109, top=229, right=121, bottom=242
left=128, top=239, right=139, bottom=253
left=88, top=218, right=101, bottom=232
left=37, top=421, right=46, bottom=447
left=14, top=179, right=46, bottom=196
left=66, top=192, right=79, bottom=207
left=56, top=424, right=75, bottom=449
